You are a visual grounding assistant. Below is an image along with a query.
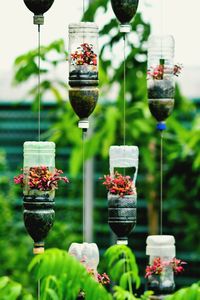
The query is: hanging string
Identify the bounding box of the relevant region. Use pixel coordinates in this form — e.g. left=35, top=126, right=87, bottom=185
left=38, top=279, right=41, bottom=300
left=123, top=34, right=126, bottom=146
left=37, top=24, right=41, bottom=300
left=82, top=0, right=85, bottom=20
left=161, top=0, right=164, bottom=36
left=160, top=132, right=163, bottom=235
left=82, top=131, right=86, bottom=242
left=38, top=25, right=41, bottom=142
left=159, top=0, right=164, bottom=236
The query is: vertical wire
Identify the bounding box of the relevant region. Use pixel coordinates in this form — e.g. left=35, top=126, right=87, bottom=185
left=82, top=131, right=86, bottom=242
left=160, top=132, right=163, bottom=235
left=38, top=25, right=41, bottom=142
left=161, top=0, right=164, bottom=36
left=38, top=279, right=41, bottom=300
left=82, top=0, right=85, bottom=20
left=37, top=24, right=41, bottom=300
left=123, top=34, right=126, bottom=146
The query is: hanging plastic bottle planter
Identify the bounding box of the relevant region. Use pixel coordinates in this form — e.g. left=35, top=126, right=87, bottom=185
left=147, top=35, right=181, bottom=131
left=101, top=146, right=139, bottom=245
left=111, top=0, right=139, bottom=32
left=69, top=242, right=99, bottom=277
left=14, top=142, right=69, bottom=254
left=68, top=22, right=99, bottom=130
left=145, top=236, right=186, bottom=298
left=23, top=0, right=55, bottom=25
left=69, top=242, right=110, bottom=299
left=69, top=243, right=99, bottom=299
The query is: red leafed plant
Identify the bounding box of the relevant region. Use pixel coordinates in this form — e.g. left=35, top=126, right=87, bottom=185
left=100, top=171, right=136, bottom=197
left=145, top=257, right=186, bottom=278
left=170, top=258, right=187, bottom=274
left=78, top=267, right=110, bottom=298
left=97, top=272, right=110, bottom=285
left=86, top=267, right=110, bottom=286
left=14, top=166, right=69, bottom=191
left=147, top=63, right=182, bottom=80
left=71, top=43, right=97, bottom=66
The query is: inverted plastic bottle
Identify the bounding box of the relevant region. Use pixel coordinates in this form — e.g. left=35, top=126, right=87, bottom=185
left=68, top=23, right=99, bottom=131
left=108, top=146, right=139, bottom=245
left=147, top=35, right=175, bottom=130
left=23, top=141, right=55, bottom=199
left=146, top=235, right=176, bottom=297
left=69, top=243, right=99, bottom=277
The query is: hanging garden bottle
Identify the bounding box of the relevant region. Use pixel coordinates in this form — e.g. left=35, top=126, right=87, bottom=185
left=69, top=242, right=99, bottom=278
left=23, top=141, right=56, bottom=200
left=23, top=141, right=56, bottom=254
left=14, top=141, right=68, bottom=253
left=111, top=0, right=139, bottom=32
left=68, top=23, right=99, bottom=86
left=106, top=145, right=139, bottom=245
left=146, top=235, right=176, bottom=297
left=68, top=23, right=99, bottom=130
left=147, top=35, right=175, bottom=131
left=23, top=0, right=55, bottom=25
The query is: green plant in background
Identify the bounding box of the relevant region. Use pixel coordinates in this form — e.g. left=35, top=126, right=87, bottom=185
left=104, top=245, right=141, bottom=297
left=13, top=39, right=67, bottom=108
left=0, top=277, right=33, bottom=300
left=0, top=246, right=153, bottom=299
left=166, top=282, right=200, bottom=300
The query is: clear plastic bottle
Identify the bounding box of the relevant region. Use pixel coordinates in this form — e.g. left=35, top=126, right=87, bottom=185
left=109, top=146, right=139, bottom=184
left=147, top=35, right=175, bottom=124
left=108, top=146, right=139, bottom=244
left=146, top=235, right=176, bottom=297
left=69, top=242, right=99, bottom=278
left=23, top=141, right=55, bottom=200
left=68, top=22, right=99, bottom=86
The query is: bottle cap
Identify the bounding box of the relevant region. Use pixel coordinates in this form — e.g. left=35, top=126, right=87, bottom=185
left=120, top=24, right=131, bottom=33
left=78, top=119, right=89, bottom=131
left=117, top=239, right=128, bottom=245
left=156, top=122, right=166, bottom=131
left=33, top=14, right=44, bottom=25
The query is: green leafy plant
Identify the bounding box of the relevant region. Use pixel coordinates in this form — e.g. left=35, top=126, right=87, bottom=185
left=0, top=247, right=199, bottom=299
left=0, top=276, right=33, bottom=300
left=113, top=287, right=153, bottom=300
left=166, top=282, right=200, bottom=300
left=29, top=248, right=112, bottom=300
left=104, top=245, right=140, bottom=294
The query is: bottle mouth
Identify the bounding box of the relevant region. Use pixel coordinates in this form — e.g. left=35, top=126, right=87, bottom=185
left=33, top=14, right=44, bottom=25
left=117, top=239, right=128, bottom=245
left=119, top=24, right=131, bottom=33
left=33, top=242, right=45, bottom=254
left=78, top=119, right=89, bottom=130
